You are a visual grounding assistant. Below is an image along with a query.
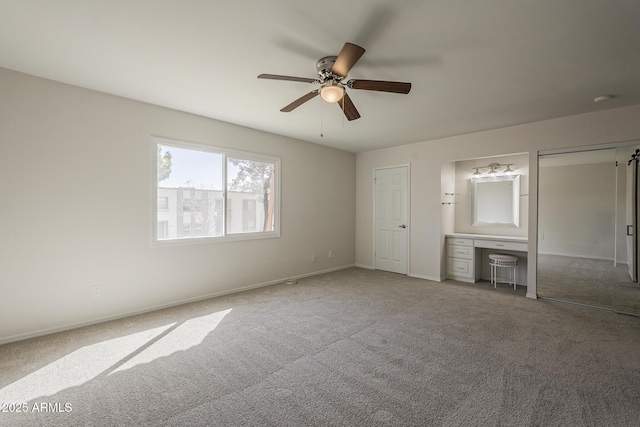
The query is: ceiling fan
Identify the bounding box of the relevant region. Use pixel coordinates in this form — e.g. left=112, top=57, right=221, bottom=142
left=258, top=42, right=411, bottom=121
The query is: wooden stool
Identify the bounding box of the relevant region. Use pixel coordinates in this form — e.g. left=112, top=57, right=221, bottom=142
left=489, top=254, right=518, bottom=289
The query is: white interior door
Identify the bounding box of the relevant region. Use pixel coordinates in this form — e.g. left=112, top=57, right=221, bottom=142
left=374, top=166, right=408, bottom=274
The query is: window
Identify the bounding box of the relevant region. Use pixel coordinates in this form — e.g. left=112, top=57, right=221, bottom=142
left=153, top=138, right=279, bottom=244
left=242, top=199, right=257, bottom=232
left=157, top=221, right=169, bottom=239
left=157, top=197, right=169, bottom=210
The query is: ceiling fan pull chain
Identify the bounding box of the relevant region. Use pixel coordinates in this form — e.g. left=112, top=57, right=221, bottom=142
left=320, top=97, right=324, bottom=137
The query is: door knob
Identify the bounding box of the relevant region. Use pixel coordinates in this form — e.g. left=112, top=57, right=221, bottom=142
left=398, top=224, right=406, bottom=228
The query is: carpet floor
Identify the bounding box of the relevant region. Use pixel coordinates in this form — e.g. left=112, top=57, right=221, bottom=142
left=1, top=268, right=639, bottom=426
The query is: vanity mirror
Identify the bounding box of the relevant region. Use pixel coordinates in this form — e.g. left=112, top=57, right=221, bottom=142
left=471, top=175, right=520, bottom=227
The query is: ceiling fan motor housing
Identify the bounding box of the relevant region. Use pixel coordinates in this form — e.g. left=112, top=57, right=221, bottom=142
left=316, top=56, right=337, bottom=73
left=316, top=56, right=341, bottom=81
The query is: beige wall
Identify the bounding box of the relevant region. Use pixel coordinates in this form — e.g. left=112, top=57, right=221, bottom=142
left=0, top=68, right=356, bottom=343
left=356, top=104, right=640, bottom=298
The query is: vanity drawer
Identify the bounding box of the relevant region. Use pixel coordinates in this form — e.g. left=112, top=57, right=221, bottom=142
left=447, top=258, right=474, bottom=279
left=447, top=237, right=473, bottom=247
left=448, top=244, right=473, bottom=260
left=474, top=239, right=527, bottom=252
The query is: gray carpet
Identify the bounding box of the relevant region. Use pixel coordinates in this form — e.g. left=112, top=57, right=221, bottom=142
left=1, top=268, right=640, bottom=426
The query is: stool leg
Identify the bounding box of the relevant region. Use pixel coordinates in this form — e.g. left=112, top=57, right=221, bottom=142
left=493, top=265, right=496, bottom=288
left=513, top=266, right=516, bottom=290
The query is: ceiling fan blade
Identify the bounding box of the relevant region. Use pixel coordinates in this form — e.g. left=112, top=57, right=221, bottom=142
left=258, top=74, right=318, bottom=84
left=348, top=79, right=411, bottom=94
left=331, top=42, right=366, bottom=77
left=337, top=93, right=361, bottom=121
left=280, top=90, right=319, bottom=112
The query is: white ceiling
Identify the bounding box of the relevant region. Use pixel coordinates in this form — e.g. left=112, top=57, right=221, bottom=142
left=1, top=1, right=639, bottom=153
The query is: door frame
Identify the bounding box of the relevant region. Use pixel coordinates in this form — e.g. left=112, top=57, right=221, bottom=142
left=373, top=164, right=411, bottom=274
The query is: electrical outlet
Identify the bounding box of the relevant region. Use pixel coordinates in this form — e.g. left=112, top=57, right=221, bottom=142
left=311, top=255, right=316, bottom=263
left=328, top=250, right=333, bottom=258
left=92, top=286, right=101, bottom=298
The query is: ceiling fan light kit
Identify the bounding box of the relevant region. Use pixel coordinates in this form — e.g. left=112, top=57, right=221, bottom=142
left=258, top=42, right=412, bottom=121
left=320, top=81, right=344, bottom=103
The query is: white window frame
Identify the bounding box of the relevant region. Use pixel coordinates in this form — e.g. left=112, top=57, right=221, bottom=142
left=151, top=137, right=281, bottom=246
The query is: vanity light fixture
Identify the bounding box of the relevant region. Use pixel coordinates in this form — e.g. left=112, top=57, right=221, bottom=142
left=471, top=162, right=515, bottom=177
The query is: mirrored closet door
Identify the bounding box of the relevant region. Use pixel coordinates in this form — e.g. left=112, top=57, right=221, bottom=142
left=537, top=144, right=640, bottom=316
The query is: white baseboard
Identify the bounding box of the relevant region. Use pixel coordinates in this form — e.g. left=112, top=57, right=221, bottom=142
left=354, top=267, right=442, bottom=282
left=0, top=264, right=356, bottom=345
left=408, top=273, right=443, bottom=282
left=283, top=264, right=356, bottom=282
left=353, top=268, right=443, bottom=282
left=354, top=263, right=374, bottom=270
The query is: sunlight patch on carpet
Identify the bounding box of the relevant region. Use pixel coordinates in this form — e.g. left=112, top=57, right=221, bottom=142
left=110, top=309, right=231, bottom=375
left=0, top=309, right=231, bottom=403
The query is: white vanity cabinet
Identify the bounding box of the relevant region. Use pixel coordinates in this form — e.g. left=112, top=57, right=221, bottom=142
left=446, top=234, right=528, bottom=284
left=446, top=237, right=480, bottom=283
